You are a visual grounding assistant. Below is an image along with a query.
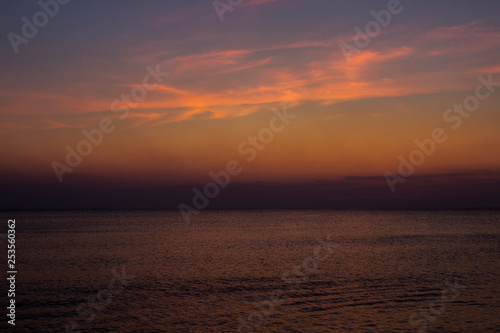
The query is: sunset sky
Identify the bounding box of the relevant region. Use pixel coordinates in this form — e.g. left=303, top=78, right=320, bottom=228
left=1, top=0, right=499, bottom=209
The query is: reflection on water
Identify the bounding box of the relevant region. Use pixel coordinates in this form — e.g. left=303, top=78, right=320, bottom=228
left=3, top=210, right=499, bottom=332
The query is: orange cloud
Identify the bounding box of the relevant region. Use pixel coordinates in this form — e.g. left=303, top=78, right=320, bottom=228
left=2, top=20, right=499, bottom=133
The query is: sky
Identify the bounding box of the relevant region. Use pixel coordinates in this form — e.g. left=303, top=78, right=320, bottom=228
left=0, top=0, right=499, bottom=209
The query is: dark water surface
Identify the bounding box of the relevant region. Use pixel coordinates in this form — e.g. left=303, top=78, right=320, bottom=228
left=1, top=210, right=499, bottom=332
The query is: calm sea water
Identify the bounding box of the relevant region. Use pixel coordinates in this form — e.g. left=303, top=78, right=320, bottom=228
left=1, top=210, right=499, bottom=332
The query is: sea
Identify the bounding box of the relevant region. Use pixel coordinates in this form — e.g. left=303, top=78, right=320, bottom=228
left=1, top=210, right=499, bottom=332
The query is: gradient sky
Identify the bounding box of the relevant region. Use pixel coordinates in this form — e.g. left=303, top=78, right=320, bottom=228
left=1, top=0, right=499, bottom=209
